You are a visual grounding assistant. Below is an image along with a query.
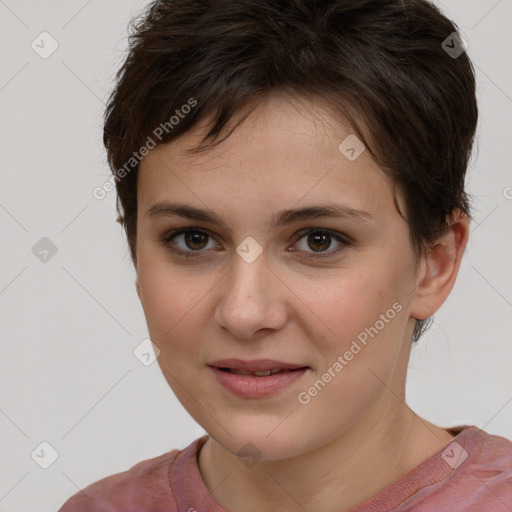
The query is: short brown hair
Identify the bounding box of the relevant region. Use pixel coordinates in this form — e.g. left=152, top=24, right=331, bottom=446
left=103, top=0, right=478, bottom=341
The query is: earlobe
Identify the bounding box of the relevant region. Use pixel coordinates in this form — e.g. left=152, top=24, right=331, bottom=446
left=409, top=211, right=469, bottom=321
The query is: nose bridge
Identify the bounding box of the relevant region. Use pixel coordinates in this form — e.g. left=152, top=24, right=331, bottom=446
left=215, top=249, right=285, bottom=339
left=226, top=251, right=271, bottom=313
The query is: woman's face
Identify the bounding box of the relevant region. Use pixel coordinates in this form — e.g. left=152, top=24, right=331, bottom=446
left=135, top=92, right=423, bottom=459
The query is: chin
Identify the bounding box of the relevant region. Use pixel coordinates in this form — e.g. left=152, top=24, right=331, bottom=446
left=206, top=421, right=313, bottom=463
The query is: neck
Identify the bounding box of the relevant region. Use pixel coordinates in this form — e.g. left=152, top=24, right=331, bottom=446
left=197, top=403, right=454, bottom=512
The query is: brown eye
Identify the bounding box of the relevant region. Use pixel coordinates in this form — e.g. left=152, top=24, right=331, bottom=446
left=162, top=228, right=219, bottom=256
left=182, top=231, right=209, bottom=250
left=162, top=227, right=351, bottom=260
left=293, top=229, right=351, bottom=259
left=306, top=232, right=332, bottom=252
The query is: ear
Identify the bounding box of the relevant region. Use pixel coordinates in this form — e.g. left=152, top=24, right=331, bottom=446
left=409, top=210, right=469, bottom=321
left=135, top=278, right=141, bottom=300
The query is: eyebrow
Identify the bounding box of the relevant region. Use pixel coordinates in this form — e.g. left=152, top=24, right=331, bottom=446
left=146, top=201, right=373, bottom=230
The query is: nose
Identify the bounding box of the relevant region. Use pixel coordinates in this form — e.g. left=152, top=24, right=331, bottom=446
left=214, top=252, right=287, bottom=340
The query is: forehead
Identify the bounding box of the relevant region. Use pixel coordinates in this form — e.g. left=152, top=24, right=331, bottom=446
left=137, top=93, right=396, bottom=221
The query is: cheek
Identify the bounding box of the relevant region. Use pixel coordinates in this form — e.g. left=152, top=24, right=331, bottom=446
left=137, top=261, right=210, bottom=347
left=295, top=264, right=410, bottom=393
left=299, top=268, right=400, bottom=342
left=294, top=272, right=408, bottom=423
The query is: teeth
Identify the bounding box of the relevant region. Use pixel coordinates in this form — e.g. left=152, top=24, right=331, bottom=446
left=228, top=368, right=285, bottom=376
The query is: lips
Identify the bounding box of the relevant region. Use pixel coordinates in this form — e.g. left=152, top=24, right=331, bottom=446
left=223, top=368, right=287, bottom=376
left=209, top=360, right=310, bottom=398
left=208, top=358, right=309, bottom=373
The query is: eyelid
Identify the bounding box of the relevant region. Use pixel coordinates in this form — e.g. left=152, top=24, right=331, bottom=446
left=292, top=227, right=352, bottom=245
left=289, top=228, right=351, bottom=259
left=161, top=227, right=221, bottom=258
left=162, top=226, right=351, bottom=259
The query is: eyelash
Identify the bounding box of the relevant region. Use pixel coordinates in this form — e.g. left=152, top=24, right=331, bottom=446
left=161, top=227, right=352, bottom=260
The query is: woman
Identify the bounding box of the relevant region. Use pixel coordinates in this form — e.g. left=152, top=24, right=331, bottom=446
left=59, top=0, right=512, bottom=510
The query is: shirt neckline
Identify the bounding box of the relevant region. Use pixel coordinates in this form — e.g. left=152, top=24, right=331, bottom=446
left=349, top=424, right=473, bottom=510
left=169, top=425, right=474, bottom=512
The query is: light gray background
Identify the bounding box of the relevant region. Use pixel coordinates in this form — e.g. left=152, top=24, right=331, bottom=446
left=0, top=1, right=511, bottom=510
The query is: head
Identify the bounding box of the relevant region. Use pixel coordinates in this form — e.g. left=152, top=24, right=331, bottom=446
left=103, top=0, right=477, bottom=458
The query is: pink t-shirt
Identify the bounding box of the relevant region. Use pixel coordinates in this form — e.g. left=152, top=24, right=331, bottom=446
left=58, top=425, right=512, bottom=511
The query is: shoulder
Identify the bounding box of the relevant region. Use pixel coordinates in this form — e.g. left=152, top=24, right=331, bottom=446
left=468, top=427, right=512, bottom=471
left=447, top=426, right=512, bottom=507
left=57, top=448, right=183, bottom=512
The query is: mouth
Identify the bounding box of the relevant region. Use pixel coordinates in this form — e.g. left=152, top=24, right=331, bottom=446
left=207, top=358, right=310, bottom=397
left=216, top=367, right=306, bottom=377
left=208, top=358, right=310, bottom=374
